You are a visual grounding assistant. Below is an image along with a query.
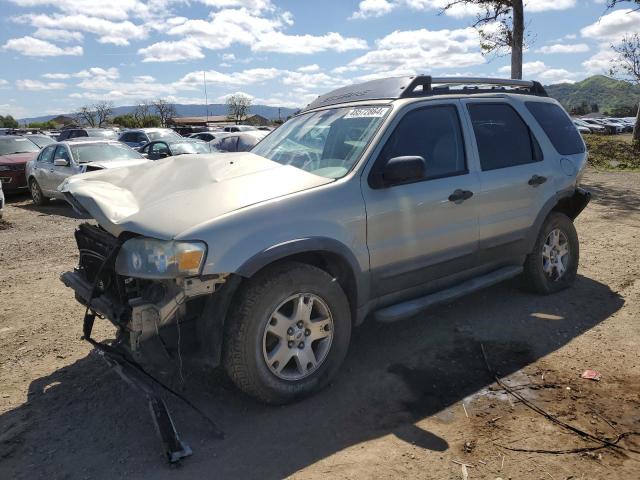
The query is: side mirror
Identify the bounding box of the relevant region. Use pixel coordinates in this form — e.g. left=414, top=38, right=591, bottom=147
left=54, top=158, right=69, bottom=167
left=372, top=156, right=426, bottom=188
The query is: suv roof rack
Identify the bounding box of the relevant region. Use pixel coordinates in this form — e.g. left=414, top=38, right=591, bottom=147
left=301, top=75, right=548, bottom=112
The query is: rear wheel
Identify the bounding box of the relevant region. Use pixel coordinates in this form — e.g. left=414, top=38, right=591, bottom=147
left=29, top=179, right=49, bottom=206
left=223, top=262, right=351, bottom=404
left=523, top=212, right=579, bottom=294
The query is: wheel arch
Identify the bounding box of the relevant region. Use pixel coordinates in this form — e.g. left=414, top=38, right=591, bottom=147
left=526, top=187, right=591, bottom=253
left=199, top=238, right=368, bottom=368
left=237, top=237, right=366, bottom=318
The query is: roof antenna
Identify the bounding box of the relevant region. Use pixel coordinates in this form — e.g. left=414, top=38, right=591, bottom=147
left=203, top=71, right=209, bottom=123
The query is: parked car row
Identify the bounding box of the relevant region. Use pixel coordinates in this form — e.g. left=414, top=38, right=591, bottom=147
left=573, top=116, right=635, bottom=135
left=0, top=125, right=273, bottom=209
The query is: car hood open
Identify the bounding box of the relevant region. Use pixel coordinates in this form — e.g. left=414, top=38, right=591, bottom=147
left=60, top=152, right=334, bottom=239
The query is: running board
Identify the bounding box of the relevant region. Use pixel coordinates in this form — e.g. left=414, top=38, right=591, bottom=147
left=373, top=265, right=523, bottom=323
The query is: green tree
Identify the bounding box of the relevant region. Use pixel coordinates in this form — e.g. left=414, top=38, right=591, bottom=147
left=610, top=34, right=640, bottom=144
left=112, top=114, right=138, bottom=128
left=0, top=115, right=19, bottom=128
left=442, top=0, right=525, bottom=79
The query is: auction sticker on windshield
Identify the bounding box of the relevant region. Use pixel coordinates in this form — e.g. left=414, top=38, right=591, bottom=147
left=344, top=107, right=388, bottom=119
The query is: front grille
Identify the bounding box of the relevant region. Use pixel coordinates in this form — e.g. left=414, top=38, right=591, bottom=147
left=75, top=223, right=123, bottom=299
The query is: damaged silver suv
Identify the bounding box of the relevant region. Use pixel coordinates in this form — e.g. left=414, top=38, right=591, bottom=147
left=61, top=76, right=590, bottom=404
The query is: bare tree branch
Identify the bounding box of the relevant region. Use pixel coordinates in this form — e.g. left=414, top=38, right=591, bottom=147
left=610, top=33, right=640, bottom=143
left=152, top=99, right=177, bottom=127
left=73, top=106, right=97, bottom=127
left=93, top=101, right=113, bottom=127
left=226, top=94, right=252, bottom=125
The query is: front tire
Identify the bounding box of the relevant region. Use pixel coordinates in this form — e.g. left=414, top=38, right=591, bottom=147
left=29, top=179, right=49, bottom=206
left=523, top=212, right=579, bottom=294
left=223, top=262, right=351, bottom=404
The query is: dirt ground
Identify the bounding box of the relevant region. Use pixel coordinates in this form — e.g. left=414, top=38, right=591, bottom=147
left=1, top=169, right=639, bottom=480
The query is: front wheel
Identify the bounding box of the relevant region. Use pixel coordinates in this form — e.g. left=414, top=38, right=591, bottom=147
left=523, top=212, right=579, bottom=294
left=223, top=262, right=351, bottom=404
left=29, top=179, right=49, bottom=206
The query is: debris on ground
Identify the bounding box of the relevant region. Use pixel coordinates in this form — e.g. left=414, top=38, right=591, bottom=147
left=581, top=369, right=602, bottom=381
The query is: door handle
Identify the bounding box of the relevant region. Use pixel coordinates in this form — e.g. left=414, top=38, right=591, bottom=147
left=528, top=175, right=547, bottom=186
left=448, top=189, right=474, bottom=203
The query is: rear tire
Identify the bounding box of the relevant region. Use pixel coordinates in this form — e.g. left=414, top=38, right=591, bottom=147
left=29, top=179, right=49, bottom=206
left=523, top=212, right=579, bottom=294
left=223, top=262, right=351, bottom=404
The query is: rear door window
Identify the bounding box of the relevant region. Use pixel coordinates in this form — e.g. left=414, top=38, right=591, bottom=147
left=467, top=103, right=541, bottom=171
left=525, top=102, right=585, bottom=155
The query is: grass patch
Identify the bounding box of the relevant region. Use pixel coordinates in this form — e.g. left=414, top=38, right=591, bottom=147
left=583, top=134, right=640, bottom=170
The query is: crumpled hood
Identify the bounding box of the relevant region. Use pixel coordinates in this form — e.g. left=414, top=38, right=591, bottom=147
left=82, top=158, right=150, bottom=171
left=0, top=152, right=38, bottom=165
left=60, top=152, right=334, bottom=239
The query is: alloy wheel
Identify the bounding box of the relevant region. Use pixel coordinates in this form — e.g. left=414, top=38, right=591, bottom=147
left=262, top=293, right=334, bottom=381
left=542, top=228, right=570, bottom=281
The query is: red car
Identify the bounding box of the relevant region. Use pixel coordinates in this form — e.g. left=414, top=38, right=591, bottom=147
left=0, top=136, right=40, bottom=193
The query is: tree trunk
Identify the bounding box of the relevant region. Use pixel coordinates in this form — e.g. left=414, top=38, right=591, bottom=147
left=511, top=0, right=524, bottom=80
left=634, top=102, right=640, bottom=145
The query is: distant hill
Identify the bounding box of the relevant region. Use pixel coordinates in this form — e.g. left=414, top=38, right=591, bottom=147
left=19, top=103, right=299, bottom=124
left=545, top=75, right=640, bottom=114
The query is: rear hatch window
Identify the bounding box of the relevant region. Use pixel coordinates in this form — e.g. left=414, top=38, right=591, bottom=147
left=525, top=102, right=585, bottom=155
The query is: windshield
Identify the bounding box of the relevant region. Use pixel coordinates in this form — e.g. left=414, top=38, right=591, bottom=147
left=0, top=137, right=40, bottom=155
left=171, top=142, right=210, bottom=155
left=70, top=143, right=143, bottom=163
left=251, top=106, right=390, bottom=179
left=148, top=130, right=181, bottom=141
left=86, top=129, right=118, bottom=139
left=27, top=135, right=55, bottom=148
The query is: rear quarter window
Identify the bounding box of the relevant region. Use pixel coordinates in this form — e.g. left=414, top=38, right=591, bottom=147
left=525, top=102, right=585, bottom=155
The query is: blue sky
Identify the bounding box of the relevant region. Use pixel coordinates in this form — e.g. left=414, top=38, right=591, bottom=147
left=1, top=0, right=639, bottom=118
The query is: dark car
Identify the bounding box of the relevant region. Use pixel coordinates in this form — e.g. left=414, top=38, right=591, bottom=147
left=25, top=134, right=56, bottom=149
left=0, top=135, right=40, bottom=193
left=118, top=128, right=182, bottom=149
left=139, top=138, right=210, bottom=160
left=189, top=131, right=230, bottom=142
left=57, top=128, right=118, bottom=141
left=212, top=131, right=268, bottom=152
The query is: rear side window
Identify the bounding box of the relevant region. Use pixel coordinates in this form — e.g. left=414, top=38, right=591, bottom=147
left=468, top=103, right=540, bottom=171
left=378, top=105, right=467, bottom=180
left=526, top=102, right=585, bottom=155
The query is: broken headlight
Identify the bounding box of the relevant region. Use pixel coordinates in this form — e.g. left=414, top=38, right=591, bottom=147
left=115, top=237, right=206, bottom=279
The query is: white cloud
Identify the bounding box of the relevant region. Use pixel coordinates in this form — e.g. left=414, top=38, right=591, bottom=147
left=536, top=43, right=590, bottom=54
left=525, top=0, right=576, bottom=12
left=198, top=0, right=274, bottom=11
left=498, top=61, right=580, bottom=83
left=581, top=9, right=640, bottom=41
left=8, top=0, right=153, bottom=21
left=582, top=49, right=617, bottom=74
left=350, top=0, right=395, bottom=20
left=253, top=32, right=367, bottom=54
left=0, top=79, right=9, bottom=88
left=2, top=36, right=83, bottom=56
left=140, top=7, right=366, bottom=61
left=16, top=13, right=147, bottom=45
left=16, top=79, right=67, bottom=90
left=347, top=28, right=485, bottom=74
left=297, top=64, right=320, bottom=73
left=581, top=9, right=640, bottom=75
left=138, top=39, right=204, bottom=62
left=33, top=28, right=84, bottom=43
left=42, top=73, right=71, bottom=79
left=350, top=0, right=576, bottom=21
